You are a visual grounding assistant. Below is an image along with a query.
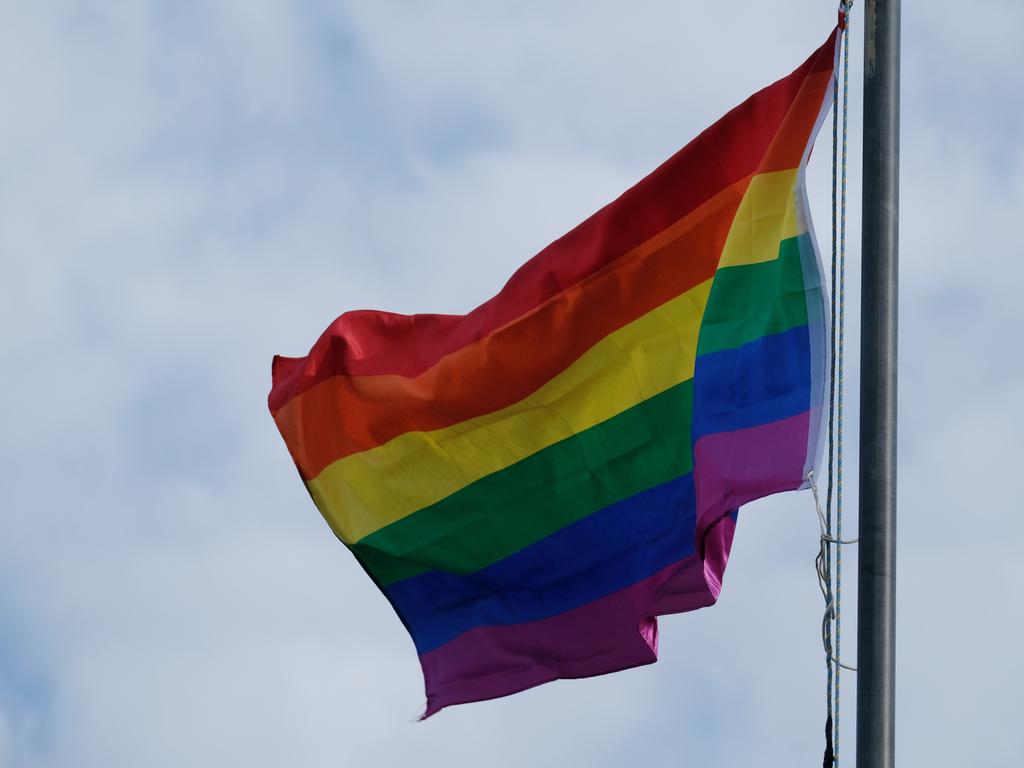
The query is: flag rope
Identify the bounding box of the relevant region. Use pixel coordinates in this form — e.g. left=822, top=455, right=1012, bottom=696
left=818, top=4, right=855, bottom=767
left=834, top=3, right=852, bottom=763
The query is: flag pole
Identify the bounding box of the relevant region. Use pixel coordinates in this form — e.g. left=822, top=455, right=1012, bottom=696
left=857, top=0, right=900, bottom=766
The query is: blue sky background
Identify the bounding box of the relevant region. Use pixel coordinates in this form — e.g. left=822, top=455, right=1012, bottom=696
left=1, top=2, right=1021, bottom=765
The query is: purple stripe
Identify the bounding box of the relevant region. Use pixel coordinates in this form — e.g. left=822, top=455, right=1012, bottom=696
left=693, top=410, right=811, bottom=530
left=418, top=516, right=736, bottom=718
left=417, top=412, right=808, bottom=717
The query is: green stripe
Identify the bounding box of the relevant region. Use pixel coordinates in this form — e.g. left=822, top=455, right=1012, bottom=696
left=352, top=234, right=817, bottom=586
left=353, top=379, right=695, bottom=586
left=697, top=234, right=811, bottom=356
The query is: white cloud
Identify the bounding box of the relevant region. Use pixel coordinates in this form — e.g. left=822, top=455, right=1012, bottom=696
left=0, top=1, right=1021, bottom=765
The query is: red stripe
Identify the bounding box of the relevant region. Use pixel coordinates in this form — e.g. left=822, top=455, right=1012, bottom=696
left=268, top=29, right=839, bottom=414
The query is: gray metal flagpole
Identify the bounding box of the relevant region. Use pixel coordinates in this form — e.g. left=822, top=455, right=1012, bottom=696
left=857, top=0, right=900, bottom=766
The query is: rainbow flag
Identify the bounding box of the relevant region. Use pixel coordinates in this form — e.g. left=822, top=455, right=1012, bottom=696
left=270, top=29, right=839, bottom=717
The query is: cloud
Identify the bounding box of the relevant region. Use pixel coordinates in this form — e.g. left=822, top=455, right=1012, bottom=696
left=0, top=1, right=1021, bottom=766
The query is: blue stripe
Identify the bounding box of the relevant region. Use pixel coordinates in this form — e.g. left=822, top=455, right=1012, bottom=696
left=692, top=324, right=811, bottom=440
left=389, top=325, right=811, bottom=654
left=387, top=474, right=697, bottom=654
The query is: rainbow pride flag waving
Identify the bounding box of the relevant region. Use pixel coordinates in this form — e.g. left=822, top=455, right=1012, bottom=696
left=270, top=28, right=839, bottom=717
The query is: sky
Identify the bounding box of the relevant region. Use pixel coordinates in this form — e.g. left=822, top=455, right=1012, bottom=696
left=1, top=1, right=1021, bottom=766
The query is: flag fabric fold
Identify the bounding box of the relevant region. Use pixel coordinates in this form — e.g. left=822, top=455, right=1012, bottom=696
left=270, top=28, right=839, bottom=717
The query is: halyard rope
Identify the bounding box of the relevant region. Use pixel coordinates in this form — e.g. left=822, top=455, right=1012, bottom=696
left=815, top=4, right=855, bottom=766
left=834, top=4, right=852, bottom=762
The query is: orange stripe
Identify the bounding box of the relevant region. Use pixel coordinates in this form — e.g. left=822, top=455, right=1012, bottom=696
left=759, top=70, right=833, bottom=172
left=274, top=176, right=748, bottom=478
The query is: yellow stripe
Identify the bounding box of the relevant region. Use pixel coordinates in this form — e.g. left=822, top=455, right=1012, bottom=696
left=308, top=279, right=711, bottom=542
left=308, top=167, right=803, bottom=544
left=718, top=168, right=801, bottom=269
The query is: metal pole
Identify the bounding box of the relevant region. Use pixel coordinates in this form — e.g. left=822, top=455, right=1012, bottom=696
left=857, top=0, right=900, bottom=766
